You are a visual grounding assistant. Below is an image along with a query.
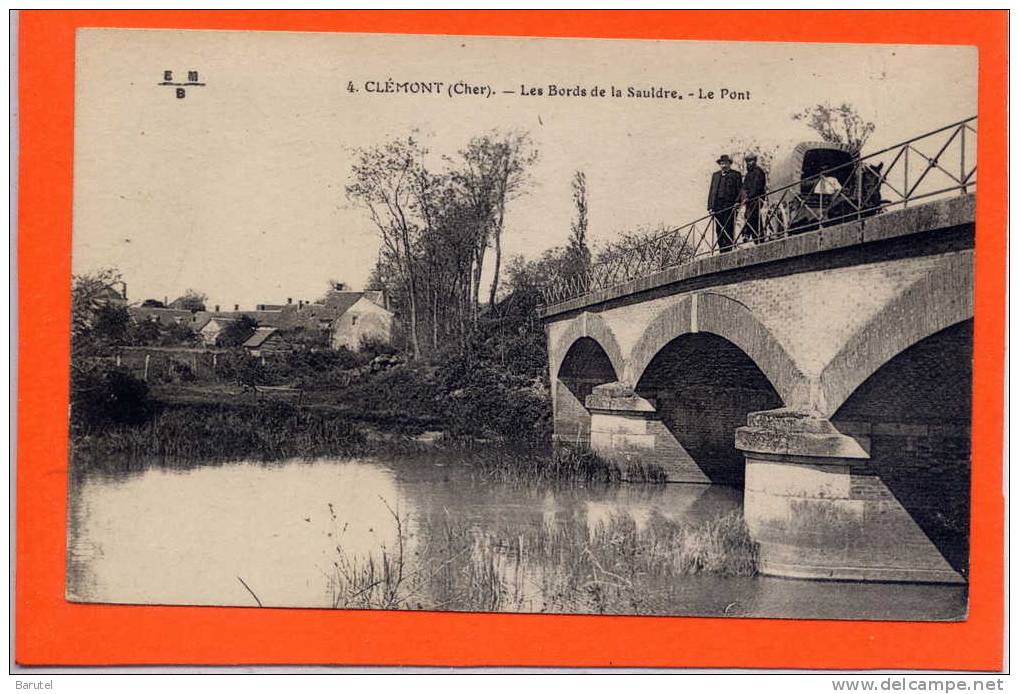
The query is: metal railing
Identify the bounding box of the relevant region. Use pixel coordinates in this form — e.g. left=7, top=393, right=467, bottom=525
left=541, top=116, right=977, bottom=307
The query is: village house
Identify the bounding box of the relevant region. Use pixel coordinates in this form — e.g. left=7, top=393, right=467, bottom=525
left=242, top=327, right=291, bottom=357
left=126, top=286, right=396, bottom=353
left=325, top=290, right=395, bottom=351
left=197, top=317, right=237, bottom=347
left=128, top=306, right=202, bottom=328
left=93, top=280, right=129, bottom=308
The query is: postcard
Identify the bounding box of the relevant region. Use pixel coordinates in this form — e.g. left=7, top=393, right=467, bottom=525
left=61, top=28, right=983, bottom=623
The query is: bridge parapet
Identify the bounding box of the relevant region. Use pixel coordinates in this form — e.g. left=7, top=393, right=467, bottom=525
left=542, top=117, right=976, bottom=310
left=542, top=194, right=974, bottom=320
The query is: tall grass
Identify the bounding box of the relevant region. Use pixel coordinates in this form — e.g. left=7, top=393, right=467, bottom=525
left=326, top=504, right=757, bottom=615
left=71, top=401, right=368, bottom=472
left=466, top=444, right=667, bottom=485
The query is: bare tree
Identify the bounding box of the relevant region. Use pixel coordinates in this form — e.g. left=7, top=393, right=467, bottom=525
left=792, top=102, right=876, bottom=151
left=595, top=223, right=696, bottom=269
left=346, top=136, right=426, bottom=359
left=349, top=129, right=539, bottom=355
left=723, top=137, right=780, bottom=174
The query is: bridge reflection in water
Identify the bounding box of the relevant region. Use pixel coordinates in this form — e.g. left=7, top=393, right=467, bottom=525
left=541, top=118, right=977, bottom=586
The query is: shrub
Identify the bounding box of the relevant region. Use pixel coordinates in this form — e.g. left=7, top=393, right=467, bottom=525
left=218, top=315, right=259, bottom=347
left=358, top=335, right=398, bottom=359
left=70, top=362, right=152, bottom=434
left=214, top=350, right=270, bottom=386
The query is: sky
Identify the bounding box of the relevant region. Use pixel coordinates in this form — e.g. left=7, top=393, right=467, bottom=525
left=72, top=29, right=976, bottom=309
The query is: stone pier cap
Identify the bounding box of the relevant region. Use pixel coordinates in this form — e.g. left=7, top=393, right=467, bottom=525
left=585, top=381, right=656, bottom=414
left=735, top=408, right=869, bottom=461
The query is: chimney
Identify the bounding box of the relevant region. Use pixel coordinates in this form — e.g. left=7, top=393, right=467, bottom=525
left=234, top=304, right=239, bottom=311
left=214, top=305, right=220, bottom=313
left=164, top=296, right=168, bottom=306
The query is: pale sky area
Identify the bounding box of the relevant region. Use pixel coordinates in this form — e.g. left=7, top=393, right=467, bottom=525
left=72, top=29, right=976, bottom=309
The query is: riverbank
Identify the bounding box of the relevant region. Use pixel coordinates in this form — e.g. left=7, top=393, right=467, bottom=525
left=69, top=394, right=667, bottom=483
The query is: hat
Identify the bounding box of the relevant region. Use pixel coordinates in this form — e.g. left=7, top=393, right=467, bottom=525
left=744, top=152, right=758, bottom=161
left=716, top=154, right=733, bottom=165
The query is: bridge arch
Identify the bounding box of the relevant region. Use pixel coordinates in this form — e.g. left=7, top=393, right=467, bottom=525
left=820, top=258, right=974, bottom=577
left=625, top=292, right=809, bottom=407
left=549, top=313, right=624, bottom=446
left=623, top=293, right=800, bottom=484
left=549, top=311, right=625, bottom=384
left=819, top=255, right=974, bottom=416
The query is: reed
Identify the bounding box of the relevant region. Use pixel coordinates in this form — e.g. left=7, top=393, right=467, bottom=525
left=465, top=444, right=667, bottom=486
left=326, top=504, right=757, bottom=615
left=71, top=401, right=368, bottom=472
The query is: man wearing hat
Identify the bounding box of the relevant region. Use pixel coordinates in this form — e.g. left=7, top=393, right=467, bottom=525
left=741, top=153, right=767, bottom=243
left=707, top=154, right=743, bottom=253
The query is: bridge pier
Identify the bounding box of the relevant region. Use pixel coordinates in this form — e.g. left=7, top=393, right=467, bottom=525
left=586, top=382, right=710, bottom=483
left=736, top=408, right=965, bottom=584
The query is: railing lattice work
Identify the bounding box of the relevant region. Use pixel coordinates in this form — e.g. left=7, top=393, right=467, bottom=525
left=541, top=117, right=977, bottom=308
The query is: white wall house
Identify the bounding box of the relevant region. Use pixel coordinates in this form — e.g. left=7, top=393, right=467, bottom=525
left=329, top=295, right=395, bottom=351
left=198, top=317, right=235, bottom=347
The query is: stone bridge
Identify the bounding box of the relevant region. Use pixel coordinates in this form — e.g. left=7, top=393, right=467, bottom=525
left=541, top=195, right=974, bottom=585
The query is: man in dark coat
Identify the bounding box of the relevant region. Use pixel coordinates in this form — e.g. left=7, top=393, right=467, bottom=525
left=741, top=153, right=767, bottom=243
left=707, top=154, right=742, bottom=252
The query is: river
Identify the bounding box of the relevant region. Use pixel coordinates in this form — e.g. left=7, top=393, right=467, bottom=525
left=66, top=455, right=967, bottom=620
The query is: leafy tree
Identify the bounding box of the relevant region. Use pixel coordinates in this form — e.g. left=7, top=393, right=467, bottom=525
left=173, top=289, right=208, bottom=312
left=792, top=102, right=876, bottom=151
left=71, top=268, right=125, bottom=357
left=160, top=322, right=200, bottom=347
left=129, top=318, right=163, bottom=346
left=563, top=170, right=591, bottom=279
left=458, top=131, right=539, bottom=308
left=92, top=304, right=131, bottom=345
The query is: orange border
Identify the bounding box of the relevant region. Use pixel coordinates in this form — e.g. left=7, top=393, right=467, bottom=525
left=15, top=10, right=1006, bottom=669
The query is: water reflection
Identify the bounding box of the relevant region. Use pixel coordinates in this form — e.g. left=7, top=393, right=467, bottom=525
left=67, top=455, right=967, bottom=620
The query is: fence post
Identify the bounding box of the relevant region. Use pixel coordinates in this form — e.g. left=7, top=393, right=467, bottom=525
left=143, top=353, right=150, bottom=382
left=855, top=163, right=863, bottom=220
left=903, top=147, right=910, bottom=208
left=960, top=126, right=967, bottom=195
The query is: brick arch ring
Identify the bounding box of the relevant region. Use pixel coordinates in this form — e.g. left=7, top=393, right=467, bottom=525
left=549, top=311, right=626, bottom=384
left=623, top=292, right=809, bottom=409
left=818, top=255, right=974, bottom=417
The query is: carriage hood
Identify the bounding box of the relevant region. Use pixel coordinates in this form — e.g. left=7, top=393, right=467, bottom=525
left=770, top=141, right=858, bottom=194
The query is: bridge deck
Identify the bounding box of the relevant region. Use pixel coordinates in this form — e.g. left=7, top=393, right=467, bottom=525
left=540, top=194, right=975, bottom=320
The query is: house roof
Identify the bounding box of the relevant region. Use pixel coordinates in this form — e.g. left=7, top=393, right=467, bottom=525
left=322, top=291, right=365, bottom=317
left=200, top=317, right=236, bottom=331
left=128, top=306, right=197, bottom=326
left=243, top=327, right=278, bottom=348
